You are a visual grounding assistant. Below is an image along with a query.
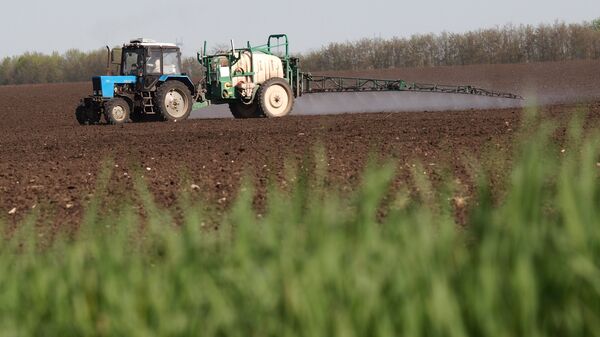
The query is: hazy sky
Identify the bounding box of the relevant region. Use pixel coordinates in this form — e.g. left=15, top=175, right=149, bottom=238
left=1, top=0, right=598, bottom=58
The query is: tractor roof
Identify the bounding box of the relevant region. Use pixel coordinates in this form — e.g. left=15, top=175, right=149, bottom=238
left=125, top=38, right=178, bottom=48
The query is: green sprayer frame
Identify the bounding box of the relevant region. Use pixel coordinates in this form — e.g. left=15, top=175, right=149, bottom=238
left=197, top=34, right=303, bottom=103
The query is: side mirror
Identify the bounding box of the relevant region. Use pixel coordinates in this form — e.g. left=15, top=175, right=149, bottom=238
left=197, top=41, right=208, bottom=66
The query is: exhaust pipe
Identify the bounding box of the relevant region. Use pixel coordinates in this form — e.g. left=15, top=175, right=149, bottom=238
left=105, top=46, right=111, bottom=75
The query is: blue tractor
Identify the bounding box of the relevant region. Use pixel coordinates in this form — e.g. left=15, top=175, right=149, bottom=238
left=76, top=38, right=197, bottom=125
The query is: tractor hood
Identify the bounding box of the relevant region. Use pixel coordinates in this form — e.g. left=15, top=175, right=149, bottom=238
left=93, top=76, right=137, bottom=98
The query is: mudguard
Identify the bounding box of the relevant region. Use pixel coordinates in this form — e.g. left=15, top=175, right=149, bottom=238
left=158, top=75, right=196, bottom=94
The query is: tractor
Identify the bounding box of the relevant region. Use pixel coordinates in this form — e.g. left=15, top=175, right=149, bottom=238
left=76, top=35, right=300, bottom=124
left=76, top=34, right=522, bottom=125
left=76, top=38, right=197, bottom=125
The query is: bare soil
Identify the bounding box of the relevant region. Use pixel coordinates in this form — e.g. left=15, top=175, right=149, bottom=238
left=1, top=60, right=599, bottom=226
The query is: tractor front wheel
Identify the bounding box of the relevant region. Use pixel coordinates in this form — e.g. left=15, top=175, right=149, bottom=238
left=257, top=78, right=295, bottom=118
left=155, top=81, right=193, bottom=122
left=75, top=103, right=101, bottom=125
left=104, top=98, right=131, bottom=125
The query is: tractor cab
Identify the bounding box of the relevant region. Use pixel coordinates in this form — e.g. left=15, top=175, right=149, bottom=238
left=119, top=39, right=183, bottom=90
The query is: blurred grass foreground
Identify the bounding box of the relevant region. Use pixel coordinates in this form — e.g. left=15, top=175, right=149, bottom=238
left=1, top=115, right=600, bottom=336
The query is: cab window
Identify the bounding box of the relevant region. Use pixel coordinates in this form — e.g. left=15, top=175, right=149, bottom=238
left=122, top=49, right=142, bottom=75
left=146, top=49, right=162, bottom=75
left=163, top=50, right=182, bottom=75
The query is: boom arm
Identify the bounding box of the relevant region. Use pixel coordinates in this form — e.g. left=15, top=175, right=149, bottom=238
left=302, top=74, right=523, bottom=100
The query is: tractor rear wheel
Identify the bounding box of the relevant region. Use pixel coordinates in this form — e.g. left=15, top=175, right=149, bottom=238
left=104, top=98, right=131, bottom=125
left=155, top=81, right=193, bottom=122
left=75, top=104, right=101, bottom=125
left=257, top=78, right=295, bottom=118
left=229, top=101, right=263, bottom=119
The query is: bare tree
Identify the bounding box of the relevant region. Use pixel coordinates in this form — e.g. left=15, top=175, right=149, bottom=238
left=301, top=21, right=600, bottom=72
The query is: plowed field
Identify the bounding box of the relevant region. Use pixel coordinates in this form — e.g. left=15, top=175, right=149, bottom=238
left=1, top=59, right=600, bottom=226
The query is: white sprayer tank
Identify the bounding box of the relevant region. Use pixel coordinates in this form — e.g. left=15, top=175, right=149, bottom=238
left=231, top=51, right=283, bottom=98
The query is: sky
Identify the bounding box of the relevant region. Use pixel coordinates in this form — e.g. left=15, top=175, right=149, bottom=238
left=0, top=0, right=598, bottom=58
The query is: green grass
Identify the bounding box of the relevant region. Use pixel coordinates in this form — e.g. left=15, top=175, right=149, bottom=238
left=1, top=116, right=600, bottom=337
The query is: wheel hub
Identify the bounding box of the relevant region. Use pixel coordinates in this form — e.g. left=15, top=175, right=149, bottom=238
left=270, top=94, right=283, bottom=108
left=112, top=106, right=125, bottom=121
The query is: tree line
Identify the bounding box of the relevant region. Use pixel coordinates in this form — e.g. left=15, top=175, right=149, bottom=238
left=0, top=19, right=599, bottom=85
left=302, top=19, right=600, bottom=71
left=0, top=49, right=204, bottom=86
left=0, top=49, right=106, bottom=85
